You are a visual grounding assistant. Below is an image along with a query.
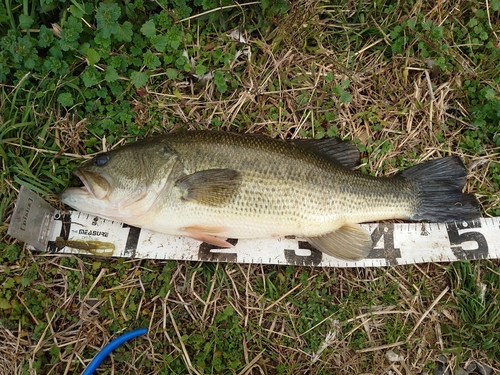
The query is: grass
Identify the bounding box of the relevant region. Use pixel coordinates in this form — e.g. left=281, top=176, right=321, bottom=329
left=1, top=0, right=500, bottom=373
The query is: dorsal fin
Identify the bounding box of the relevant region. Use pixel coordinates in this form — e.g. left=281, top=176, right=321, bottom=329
left=290, top=137, right=360, bottom=169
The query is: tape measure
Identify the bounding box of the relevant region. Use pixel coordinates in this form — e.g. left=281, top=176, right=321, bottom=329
left=8, top=186, right=500, bottom=267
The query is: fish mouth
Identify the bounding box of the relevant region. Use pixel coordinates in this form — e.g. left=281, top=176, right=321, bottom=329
left=72, top=168, right=111, bottom=200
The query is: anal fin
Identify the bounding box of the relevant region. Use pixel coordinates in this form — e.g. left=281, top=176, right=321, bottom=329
left=306, top=224, right=372, bottom=261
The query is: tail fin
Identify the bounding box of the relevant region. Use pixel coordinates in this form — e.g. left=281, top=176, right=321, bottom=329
left=401, top=156, right=480, bottom=222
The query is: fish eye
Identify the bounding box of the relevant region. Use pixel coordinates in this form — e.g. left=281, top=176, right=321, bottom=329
left=95, top=154, right=110, bottom=166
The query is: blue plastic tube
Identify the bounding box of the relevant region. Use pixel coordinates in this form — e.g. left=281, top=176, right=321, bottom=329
left=82, top=328, right=148, bottom=375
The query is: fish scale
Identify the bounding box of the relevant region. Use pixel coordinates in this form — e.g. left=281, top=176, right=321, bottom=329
left=166, top=134, right=406, bottom=219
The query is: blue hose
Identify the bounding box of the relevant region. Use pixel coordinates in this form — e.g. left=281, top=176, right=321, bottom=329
left=82, top=328, right=148, bottom=375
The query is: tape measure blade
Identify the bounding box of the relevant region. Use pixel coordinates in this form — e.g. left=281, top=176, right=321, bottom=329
left=47, top=209, right=500, bottom=266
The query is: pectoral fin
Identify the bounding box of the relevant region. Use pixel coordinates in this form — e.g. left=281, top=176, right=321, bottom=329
left=175, top=169, right=242, bottom=206
left=306, top=224, right=372, bottom=261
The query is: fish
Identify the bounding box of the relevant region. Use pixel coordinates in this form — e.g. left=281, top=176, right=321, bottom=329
left=59, top=131, right=480, bottom=261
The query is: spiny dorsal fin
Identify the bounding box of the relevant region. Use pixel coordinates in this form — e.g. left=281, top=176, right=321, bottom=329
left=306, top=224, right=372, bottom=261
left=175, top=168, right=242, bottom=206
left=290, top=138, right=360, bottom=169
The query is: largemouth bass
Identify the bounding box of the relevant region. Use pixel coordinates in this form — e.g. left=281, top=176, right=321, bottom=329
left=59, top=131, right=480, bottom=261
